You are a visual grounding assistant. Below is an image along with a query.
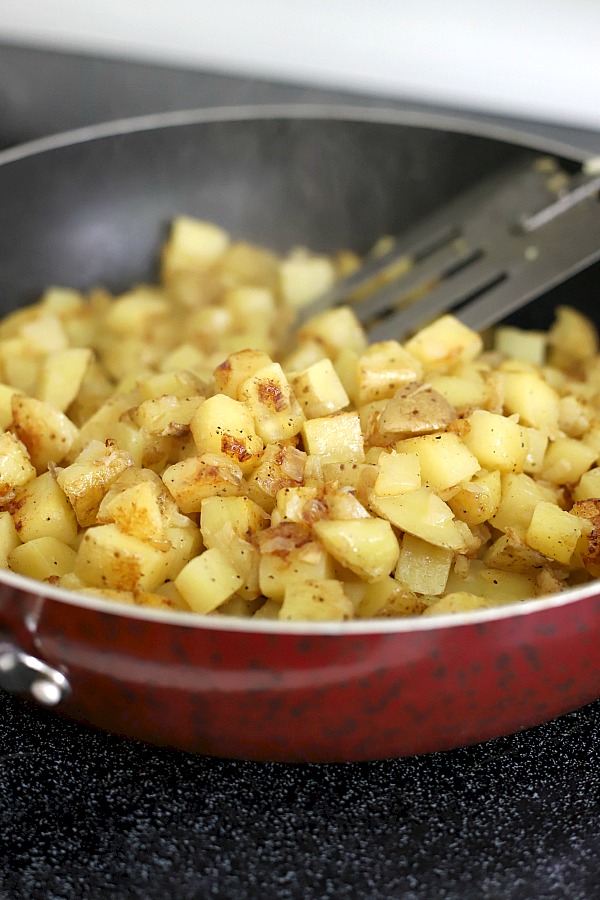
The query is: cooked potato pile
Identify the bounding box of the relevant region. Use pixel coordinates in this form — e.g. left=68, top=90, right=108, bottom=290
left=1, top=216, right=600, bottom=621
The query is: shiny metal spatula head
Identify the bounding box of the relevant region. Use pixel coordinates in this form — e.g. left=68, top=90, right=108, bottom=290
left=305, top=157, right=600, bottom=341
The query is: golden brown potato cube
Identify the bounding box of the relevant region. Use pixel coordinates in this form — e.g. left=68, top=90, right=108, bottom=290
left=313, top=518, right=399, bottom=583
left=238, top=362, right=305, bottom=443
left=10, top=471, right=78, bottom=545
left=200, top=496, right=268, bottom=549
left=447, top=469, right=502, bottom=526
left=213, top=349, right=273, bottom=399
left=56, top=439, right=134, bottom=527
left=12, top=394, right=79, bottom=473
left=0, top=432, right=36, bottom=498
left=8, top=536, right=76, bottom=581
left=274, top=485, right=322, bottom=523
left=279, top=578, right=353, bottom=621
left=162, top=453, right=244, bottom=513
left=74, top=524, right=173, bottom=592
left=246, top=443, right=306, bottom=512
left=175, top=548, right=243, bottom=614
left=548, top=306, right=598, bottom=364
left=190, top=394, right=264, bottom=473
left=96, top=479, right=171, bottom=544
left=302, top=412, right=365, bottom=464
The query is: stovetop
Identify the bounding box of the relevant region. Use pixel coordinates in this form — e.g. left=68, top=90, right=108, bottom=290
left=0, top=42, right=599, bottom=900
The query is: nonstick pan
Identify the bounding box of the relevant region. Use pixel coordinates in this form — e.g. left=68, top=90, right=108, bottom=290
left=0, top=106, right=598, bottom=762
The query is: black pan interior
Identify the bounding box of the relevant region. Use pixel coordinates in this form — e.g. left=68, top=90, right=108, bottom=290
left=0, top=114, right=597, bottom=326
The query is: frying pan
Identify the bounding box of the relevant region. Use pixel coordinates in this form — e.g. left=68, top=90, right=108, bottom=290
left=0, top=106, right=599, bottom=763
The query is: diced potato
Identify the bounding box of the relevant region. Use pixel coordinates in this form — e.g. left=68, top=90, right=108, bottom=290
left=238, top=362, right=305, bottom=443
left=394, top=432, right=480, bottom=493
left=495, top=326, right=547, bottom=365
left=541, top=437, right=596, bottom=484
left=10, top=471, right=78, bottom=544
left=12, top=394, right=79, bottom=472
left=0, top=432, right=36, bottom=498
left=289, top=358, right=349, bottom=418
left=279, top=578, right=353, bottom=621
left=213, top=349, right=273, bottom=399
left=313, top=518, right=399, bottom=582
left=573, top=467, right=600, bottom=503
left=371, top=487, right=466, bottom=551
left=175, top=548, right=243, bottom=613
left=525, top=501, right=584, bottom=565
left=356, top=576, right=425, bottom=618
left=0, top=511, right=21, bottom=567
left=246, top=443, right=306, bottom=512
left=445, top=560, right=537, bottom=603
left=258, top=535, right=335, bottom=601
left=462, top=409, right=528, bottom=474
left=355, top=342, right=424, bottom=406
left=447, top=470, right=502, bottom=526
left=427, top=373, right=488, bottom=414
left=490, top=472, right=556, bottom=536
left=395, top=534, right=453, bottom=595
left=190, top=394, right=264, bottom=473
left=131, top=395, right=203, bottom=436
left=96, top=479, right=172, bottom=543
left=200, top=496, right=268, bottom=549
left=404, top=315, right=483, bottom=370
left=161, top=216, right=230, bottom=278
left=297, top=307, right=367, bottom=359
left=74, top=524, right=174, bottom=592
left=56, top=439, right=134, bottom=527
left=279, top=254, right=336, bottom=309
left=548, top=306, right=598, bottom=364
left=8, top=536, right=76, bottom=580
left=373, top=451, right=421, bottom=497
left=0, top=383, right=22, bottom=429
left=36, top=348, right=93, bottom=412
left=500, top=371, right=560, bottom=434
left=522, top=427, right=549, bottom=475
left=422, top=592, right=492, bottom=616
left=302, top=412, right=364, bottom=464
left=162, top=453, right=244, bottom=513
left=484, top=533, right=558, bottom=574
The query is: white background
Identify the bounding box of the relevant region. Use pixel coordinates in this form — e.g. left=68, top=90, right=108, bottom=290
left=1, top=0, right=599, bottom=128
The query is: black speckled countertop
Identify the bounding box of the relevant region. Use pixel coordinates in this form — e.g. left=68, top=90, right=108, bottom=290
left=0, top=43, right=599, bottom=899
left=1, top=691, right=599, bottom=899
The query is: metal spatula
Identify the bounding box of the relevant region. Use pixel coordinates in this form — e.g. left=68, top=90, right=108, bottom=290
left=304, top=157, right=600, bottom=341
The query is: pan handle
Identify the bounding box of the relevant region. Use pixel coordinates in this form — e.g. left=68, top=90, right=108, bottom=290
left=0, top=639, right=70, bottom=706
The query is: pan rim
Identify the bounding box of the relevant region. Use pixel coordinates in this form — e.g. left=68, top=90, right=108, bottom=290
left=1, top=565, right=598, bottom=636
left=0, top=102, right=598, bottom=637
left=0, top=102, right=594, bottom=167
